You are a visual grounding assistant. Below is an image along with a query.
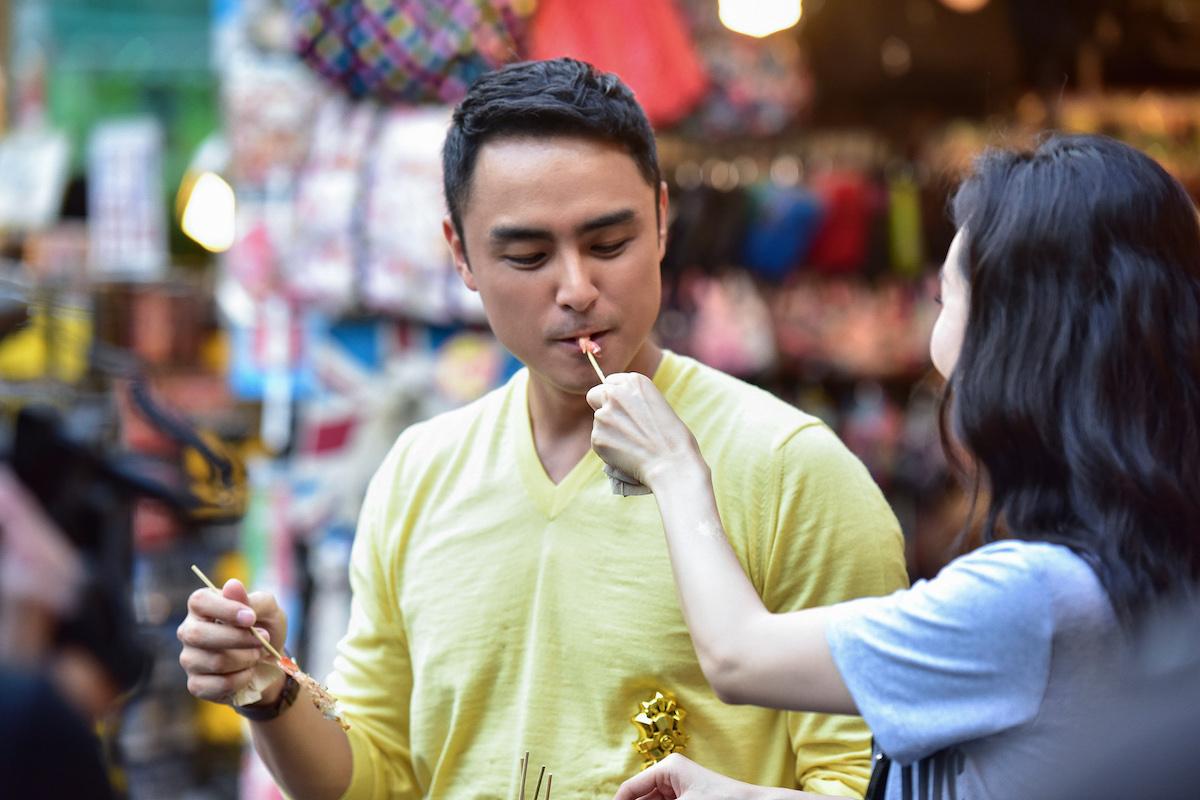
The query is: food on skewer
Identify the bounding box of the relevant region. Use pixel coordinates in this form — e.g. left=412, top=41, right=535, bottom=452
left=277, top=654, right=351, bottom=730
left=577, top=337, right=605, bottom=382
left=577, top=336, right=601, bottom=355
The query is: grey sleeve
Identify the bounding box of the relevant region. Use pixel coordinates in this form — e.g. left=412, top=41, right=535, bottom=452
left=825, top=541, right=1056, bottom=764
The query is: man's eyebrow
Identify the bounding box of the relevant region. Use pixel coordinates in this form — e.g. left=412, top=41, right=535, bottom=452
left=489, top=225, right=552, bottom=243
left=578, top=209, right=637, bottom=234
left=488, top=209, right=639, bottom=243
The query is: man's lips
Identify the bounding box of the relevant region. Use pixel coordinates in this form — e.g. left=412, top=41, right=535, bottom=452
left=553, top=329, right=610, bottom=346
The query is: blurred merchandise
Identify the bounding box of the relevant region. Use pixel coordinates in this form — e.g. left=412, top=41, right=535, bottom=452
left=87, top=118, right=168, bottom=278
left=294, top=0, right=527, bottom=104
left=529, top=0, right=708, bottom=126
left=223, top=60, right=320, bottom=191
left=677, top=0, right=812, bottom=138
left=362, top=106, right=482, bottom=323
left=0, top=293, right=92, bottom=383
left=287, top=95, right=374, bottom=312
left=0, top=127, right=70, bottom=232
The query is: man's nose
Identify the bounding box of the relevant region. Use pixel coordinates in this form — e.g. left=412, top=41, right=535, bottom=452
left=555, top=251, right=600, bottom=312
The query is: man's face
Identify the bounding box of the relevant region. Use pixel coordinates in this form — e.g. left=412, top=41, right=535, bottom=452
left=445, top=135, right=666, bottom=395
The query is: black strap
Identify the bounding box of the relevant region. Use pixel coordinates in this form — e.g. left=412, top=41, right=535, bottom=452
left=865, top=745, right=892, bottom=800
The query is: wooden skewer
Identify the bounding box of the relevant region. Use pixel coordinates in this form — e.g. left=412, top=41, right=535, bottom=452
left=519, top=751, right=529, bottom=800
left=546, top=774, right=552, bottom=799
left=585, top=350, right=605, bottom=382
left=191, top=564, right=286, bottom=662
left=532, top=765, right=546, bottom=800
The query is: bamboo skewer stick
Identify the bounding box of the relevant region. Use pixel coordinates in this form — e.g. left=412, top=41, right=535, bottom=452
left=585, top=349, right=605, bottom=382
left=516, top=754, right=552, bottom=800
left=532, top=765, right=545, bottom=800
left=191, top=564, right=285, bottom=661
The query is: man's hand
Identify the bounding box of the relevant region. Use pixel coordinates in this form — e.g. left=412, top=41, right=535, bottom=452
left=587, top=372, right=706, bottom=492
left=614, top=753, right=812, bottom=800
left=177, top=578, right=288, bottom=705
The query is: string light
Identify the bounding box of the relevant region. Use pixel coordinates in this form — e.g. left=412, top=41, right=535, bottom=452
left=718, top=0, right=802, bottom=38
left=179, top=171, right=236, bottom=253
left=938, top=0, right=990, bottom=13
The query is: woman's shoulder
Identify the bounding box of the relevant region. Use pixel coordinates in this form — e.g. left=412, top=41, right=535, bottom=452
left=945, top=540, right=1102, bottom=594
left=936, top=539, right=1114, bottom=628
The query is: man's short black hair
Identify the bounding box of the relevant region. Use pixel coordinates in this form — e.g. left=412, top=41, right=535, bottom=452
left=443, top=58, right=661, bottom=243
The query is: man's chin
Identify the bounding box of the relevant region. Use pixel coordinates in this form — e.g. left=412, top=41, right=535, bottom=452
left=525, top=361, right=605, bottom=397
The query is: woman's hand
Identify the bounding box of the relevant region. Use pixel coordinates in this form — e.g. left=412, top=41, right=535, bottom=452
left=614, top=754, right=802, bottom=800
left=587, top=373, right=706, bottom=492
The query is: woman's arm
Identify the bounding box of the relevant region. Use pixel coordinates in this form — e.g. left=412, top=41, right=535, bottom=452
left=588, top=373, right=856, bottom=714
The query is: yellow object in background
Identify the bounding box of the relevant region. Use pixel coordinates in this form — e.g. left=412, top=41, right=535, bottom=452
left=196, top=698, right=245, bottom=746
left=200, top=329, right=230, bottom=374
left=0, top=301, right=92, bottom=382
left=214, top=551, right=251, bottom=591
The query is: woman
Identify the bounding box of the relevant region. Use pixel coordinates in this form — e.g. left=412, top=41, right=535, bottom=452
left=588, top=135, right=1200, bottom=800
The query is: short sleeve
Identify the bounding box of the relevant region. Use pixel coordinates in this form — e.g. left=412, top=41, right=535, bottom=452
left=825, top=541, right=1056, bottom=765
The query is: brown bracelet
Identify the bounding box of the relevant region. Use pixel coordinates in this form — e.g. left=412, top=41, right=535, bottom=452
left=233, top=673, right=299, bottom=722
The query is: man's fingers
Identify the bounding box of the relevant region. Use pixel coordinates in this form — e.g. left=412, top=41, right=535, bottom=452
left=186, top=669, right=254, bottom=703
left=177, top=617, right=268, bottom=650
left=180, top=646, right=264, bottom=676
left=188, top=586, right=257, bottom=627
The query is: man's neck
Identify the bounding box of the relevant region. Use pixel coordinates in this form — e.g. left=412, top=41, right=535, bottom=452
left=527, top=342, right=663, bottom=484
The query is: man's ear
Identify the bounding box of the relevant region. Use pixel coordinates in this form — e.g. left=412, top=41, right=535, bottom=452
left=656, top=180, right=670, bottom=262
left=443, top=215, right=477, bottom=291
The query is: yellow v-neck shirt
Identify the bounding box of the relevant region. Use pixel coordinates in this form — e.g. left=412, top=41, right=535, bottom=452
left=328, top=351, right=908, bottom=799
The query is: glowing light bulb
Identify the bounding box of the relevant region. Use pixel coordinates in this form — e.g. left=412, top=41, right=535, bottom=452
left=938, top=0, right=990, bottom=12
left=718, top=0, right=802, bottom=38
left=179, top=171, right=235, bottom=253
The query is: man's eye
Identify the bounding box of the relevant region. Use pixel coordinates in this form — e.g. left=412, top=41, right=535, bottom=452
left=505, top=253, right=545, bottom=268
left=593, top=239, right=630, bottom=257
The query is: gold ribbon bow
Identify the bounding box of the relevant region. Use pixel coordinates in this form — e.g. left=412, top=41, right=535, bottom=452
left=631, top=690, right=688, bottom=769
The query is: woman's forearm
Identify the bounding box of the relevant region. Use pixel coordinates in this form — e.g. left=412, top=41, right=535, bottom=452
left=644, top=458, right=857, bottom=715
left=644, top=458, right=773, bottom=702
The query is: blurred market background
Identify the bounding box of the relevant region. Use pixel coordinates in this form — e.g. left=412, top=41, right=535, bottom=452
left=2, top=1, right=1200, bottom=797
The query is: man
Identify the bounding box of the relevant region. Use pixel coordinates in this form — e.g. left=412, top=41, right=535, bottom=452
left=178, top=58, right=907, bottom=799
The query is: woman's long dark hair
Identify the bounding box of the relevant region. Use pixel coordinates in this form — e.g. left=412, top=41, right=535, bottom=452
left=946, top=134, right=1200, bottom=623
